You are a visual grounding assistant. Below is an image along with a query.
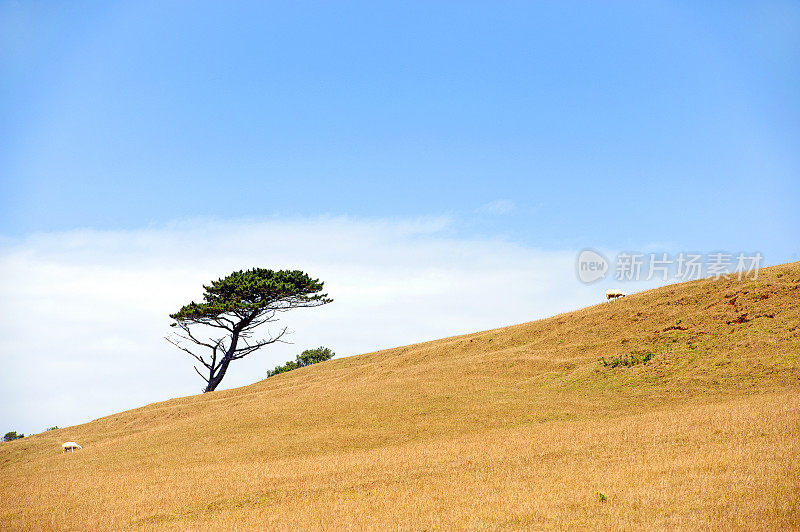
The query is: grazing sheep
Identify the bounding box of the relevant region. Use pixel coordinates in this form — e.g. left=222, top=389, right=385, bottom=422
left=605, top=289, right=626, bottom=301
left=62, top=442, right=82, bottom=453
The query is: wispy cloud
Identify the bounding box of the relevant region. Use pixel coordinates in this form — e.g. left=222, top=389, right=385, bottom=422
left=476, top=199, right=515, bottom=215
left=0, top=216, right=604, bottom=434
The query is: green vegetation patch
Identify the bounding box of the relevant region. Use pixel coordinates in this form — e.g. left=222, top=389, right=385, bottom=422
left=600, top=352, right=655, bottom=369
left=267, top=346, right=335, bottom=377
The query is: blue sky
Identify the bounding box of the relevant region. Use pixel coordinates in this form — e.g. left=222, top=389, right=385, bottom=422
left=2, top=1, right=798, bottom=258
left=1, top=2, right=799, bottom=433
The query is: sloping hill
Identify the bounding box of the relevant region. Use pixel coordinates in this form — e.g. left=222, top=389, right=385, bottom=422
left=2, top=262, right=799, bottom=530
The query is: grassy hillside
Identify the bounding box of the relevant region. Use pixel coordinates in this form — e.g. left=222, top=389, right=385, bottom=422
left=2, top=262, right=799, bottom=530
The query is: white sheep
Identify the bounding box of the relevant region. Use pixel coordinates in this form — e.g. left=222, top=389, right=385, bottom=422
left=62, top=442, right=82, bottom=453
left=605, top=289, right=626, bottom=301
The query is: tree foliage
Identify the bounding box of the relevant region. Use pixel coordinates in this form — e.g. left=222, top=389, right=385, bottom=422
left=167, top=268, right=331, bottom=392
left=3, top=431, right=24, bottom=442
left=267, top=346, right=335, bottom=377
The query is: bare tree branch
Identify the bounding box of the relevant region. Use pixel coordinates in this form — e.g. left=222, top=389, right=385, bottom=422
left=193, top=365, right=210, bottom=383
left=165, top=336, right=212, bottom=369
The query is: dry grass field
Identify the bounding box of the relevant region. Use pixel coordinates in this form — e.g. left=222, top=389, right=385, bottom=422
left=2, top=262, right=799, bottom=530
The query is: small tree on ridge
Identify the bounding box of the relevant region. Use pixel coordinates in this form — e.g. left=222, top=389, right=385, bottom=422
left=267, top=346, right=335, bottom=377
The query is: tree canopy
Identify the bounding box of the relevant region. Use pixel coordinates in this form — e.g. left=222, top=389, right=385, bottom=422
left=167, top=268, right=331, bottom=392
left=3, top=431, right=24, bottom=442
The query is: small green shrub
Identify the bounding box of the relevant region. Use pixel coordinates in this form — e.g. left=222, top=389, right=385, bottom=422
left=46, top=426, right=60, bottom=431
left=597, top=491, right=607, bottom=502
left=3, top=431, right=24, bottom=442
left=600, top=352, right=655, bottom=368
left=267, top=347, right=335, bottom=377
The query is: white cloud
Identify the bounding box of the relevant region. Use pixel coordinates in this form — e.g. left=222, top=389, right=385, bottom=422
left=0, top=216, right=612, bottom=434
left=476, top=199, right=515, bottom=215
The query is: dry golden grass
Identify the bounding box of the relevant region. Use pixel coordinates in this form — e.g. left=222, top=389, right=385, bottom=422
left=2, top=262, right=799, bottom=530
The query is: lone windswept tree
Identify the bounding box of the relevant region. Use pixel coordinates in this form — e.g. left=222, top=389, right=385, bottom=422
left=167, top=268, right=332, bottom=392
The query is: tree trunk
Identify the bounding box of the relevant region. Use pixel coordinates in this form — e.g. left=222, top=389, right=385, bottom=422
left=204, top=356, right=232, bottom=392
left=203, top=324, right=244, bottom=392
